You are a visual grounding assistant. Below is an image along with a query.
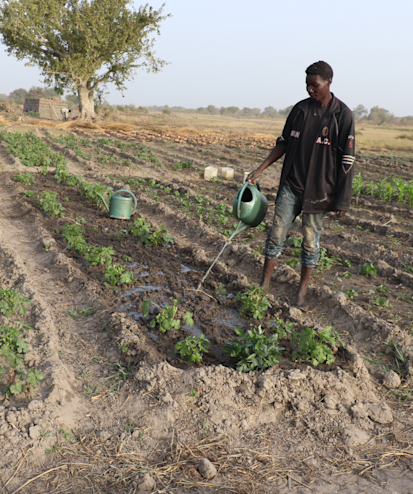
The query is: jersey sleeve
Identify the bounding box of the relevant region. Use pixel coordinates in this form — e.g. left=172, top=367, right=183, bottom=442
left=335, top=109, right=356, bottom=211
left=276, top=106, right=297, bottom=148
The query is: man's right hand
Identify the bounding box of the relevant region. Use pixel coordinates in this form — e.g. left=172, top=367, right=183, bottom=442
left=247, top=169, right=262, bottom=184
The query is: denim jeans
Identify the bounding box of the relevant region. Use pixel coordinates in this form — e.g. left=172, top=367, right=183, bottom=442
left=265, top=185, right=326, bottom=267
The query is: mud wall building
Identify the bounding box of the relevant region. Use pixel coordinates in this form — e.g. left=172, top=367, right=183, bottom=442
left=23, top=97, right=67, bottom=120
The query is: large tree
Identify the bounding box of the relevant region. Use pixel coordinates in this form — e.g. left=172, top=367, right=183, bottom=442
left=0, top=0, right=168, bottom=121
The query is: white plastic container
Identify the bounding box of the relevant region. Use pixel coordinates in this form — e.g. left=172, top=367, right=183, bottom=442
left=204, top=166, right=218, bottom=180
left=221, top=167, right=234, bottom=180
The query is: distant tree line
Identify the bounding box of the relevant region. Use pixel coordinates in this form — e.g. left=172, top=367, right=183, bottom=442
left=111, top=103, right=413, bottom=124
left=1, top=88, right=412, bottom=125
left=0, top=87, right=79, bottom=109
left=352, top=104, right=413, bottom=126
left=110, top=104, right=296, bottom=119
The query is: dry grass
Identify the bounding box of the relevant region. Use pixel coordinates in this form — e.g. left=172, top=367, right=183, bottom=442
left=3, top=111, right=413, bottom=155
left=4, top=426, right=413, bottom=494
left=356, top=121, right=413, bottom=153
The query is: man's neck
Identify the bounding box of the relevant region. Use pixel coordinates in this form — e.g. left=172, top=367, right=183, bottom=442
left=316, top=92, right=333, bottom=108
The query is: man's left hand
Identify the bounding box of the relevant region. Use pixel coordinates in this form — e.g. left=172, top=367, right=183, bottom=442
left=335, top=210, right=346, bottom=218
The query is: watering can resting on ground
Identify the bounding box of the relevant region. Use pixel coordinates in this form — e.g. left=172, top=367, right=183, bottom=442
left=197, top=181, right=268, bottom=289
left=97, top=190, right=138, bottom=220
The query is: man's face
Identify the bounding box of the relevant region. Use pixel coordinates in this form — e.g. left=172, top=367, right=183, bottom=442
left=306, top=74, right=331, bottom=103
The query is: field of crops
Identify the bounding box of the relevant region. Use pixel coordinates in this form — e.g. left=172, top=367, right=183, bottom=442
left=1, top=122, right=413, bottom=493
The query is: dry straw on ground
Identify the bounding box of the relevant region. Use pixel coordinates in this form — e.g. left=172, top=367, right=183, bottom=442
left=4, top=426, right=413, bottom=494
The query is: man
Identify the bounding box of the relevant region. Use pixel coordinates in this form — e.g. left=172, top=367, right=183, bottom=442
left=247, top=61, right=355, bottom=308
left=61, top=107, right=71, bottom=121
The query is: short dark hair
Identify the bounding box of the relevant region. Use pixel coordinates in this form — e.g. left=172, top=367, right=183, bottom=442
left=306, top=61, right=333, bottom=80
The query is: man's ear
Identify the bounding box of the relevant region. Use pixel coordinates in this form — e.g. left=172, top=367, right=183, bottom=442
left=327, top=78, right=332, bottom=87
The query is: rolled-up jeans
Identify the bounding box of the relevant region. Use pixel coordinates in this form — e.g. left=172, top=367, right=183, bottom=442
left=265, top=185, right=326, bottom=267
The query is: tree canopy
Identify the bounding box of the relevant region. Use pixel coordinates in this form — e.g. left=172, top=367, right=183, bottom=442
left=0, top=0, right=169, bottom=120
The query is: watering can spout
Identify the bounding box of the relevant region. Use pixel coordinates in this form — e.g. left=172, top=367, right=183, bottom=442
left=228, top=221, right=249, bottom=240
left=96, top=193, right=109, bottom=213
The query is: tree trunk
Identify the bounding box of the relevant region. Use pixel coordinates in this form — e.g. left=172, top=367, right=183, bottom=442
left=77, top=84, right=96, bottom=122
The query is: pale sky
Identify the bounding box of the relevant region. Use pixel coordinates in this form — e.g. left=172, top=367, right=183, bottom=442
left=1, top=0, right=413, bottom=116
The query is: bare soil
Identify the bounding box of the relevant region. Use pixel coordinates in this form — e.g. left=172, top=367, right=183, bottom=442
left=0, top=123, right=413, bottom=493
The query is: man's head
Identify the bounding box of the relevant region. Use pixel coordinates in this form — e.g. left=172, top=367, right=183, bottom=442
left=305, top=61, right=333, bottom=105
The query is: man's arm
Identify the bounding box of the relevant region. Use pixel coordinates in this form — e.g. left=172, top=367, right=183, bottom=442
left=247, top=144, right=286, bottom=183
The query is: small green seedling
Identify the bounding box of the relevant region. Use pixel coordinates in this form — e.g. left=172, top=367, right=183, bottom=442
left=85, top=246, right=114, bottom=266
left=189, top=389, right=199, bottom=398
left=376, top=285, right=389, bottom=295
left=372, top=296, right=390, bottom=307
left=142, top=299, right=194, bottom=333
left=0, top=288, right=31, bottom=317
left=235, top=286, right=272, bottom=319
left=39, top=191, right=65, bottom=217
left=292, top=326, right=343, bottom=367
left=175, top=335, right=210, bottom=364
left=360, top=263, right=378, bottom=277
left=13, top=172, right=36, bottom=186
left=103, top=264, right=134, bottom=286
left=224, top=326, right=283, bottom=372
left=270, top=318, right=296, bottom=340
left=215, top=283, right=227, bottom=296
left=342, top=260, right=352, bottom=268
left=287, top=236, right=303, bottom=248
left=66, top=304, right=97, bottom=319
left=342, top=271, right=352, bottom=279
left=285, top=258, right=300, bottom=268
left=345, top=289, right=359, bottom=300
left=146, top=225, right=173, bottom=246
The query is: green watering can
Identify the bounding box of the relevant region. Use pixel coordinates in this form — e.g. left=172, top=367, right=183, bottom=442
left=230, top=181, right=268, bottom=239
left=197, top=181, right=268, bottom=289
left=97, top=190, right=137, bottom=220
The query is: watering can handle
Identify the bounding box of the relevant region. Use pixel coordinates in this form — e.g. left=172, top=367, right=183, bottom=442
left=237, top=181, right=261, bottom=218
left=117, top=190, right=138, bottom=215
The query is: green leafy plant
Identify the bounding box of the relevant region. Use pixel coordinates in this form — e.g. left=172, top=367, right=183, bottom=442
left=285, top=258, right=299, bottom=268
left=103, top=264, right=134, bottom=286
left=234, top=286, right=272, bottom=319
left=372, top=296, right=390, bottom=307
left=287, top=236, right=303, bottom=248
left=345, top=289, right=359, bottom=299
left=352, top=171, right=363, bottom=195
left=318, top=248, right=336, bottom=270
left=0, top=288, right=31, bottom=316
left=146, top=225, right=173, bottom=246
left=172, top=160, right=192, bottom=171
left=85, top=246, right=114, bottom=266
left=142, top=299, right=194, bottom=333
left=292, top=326, right=343, bottom=367
left=270, top=318, right=295, bottom=340
left=224, top=326, right=283, bottom=372
left=215, top=283, right=227, bottom=296
left=128, top=218, right=151, bottom=242
left=376, top=285, right=389, bottom=295
left=189, top=389, right=199, bottom=398
left=66, top=304, right=97, bottom=319
left=24, top=190, right=35, bottom=197
left=175, top=335, right=210, bottom=364
left=342, top=271, right=352, bottom=279
left=0, top=323, right=44, bottom=396
left=360, top=263, right=378, bottom=277
left=13, top=172, right=36, bottom=186
left=342, top=259, right=352, bottom=268
left=39, top=191, right=65, bottom=217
